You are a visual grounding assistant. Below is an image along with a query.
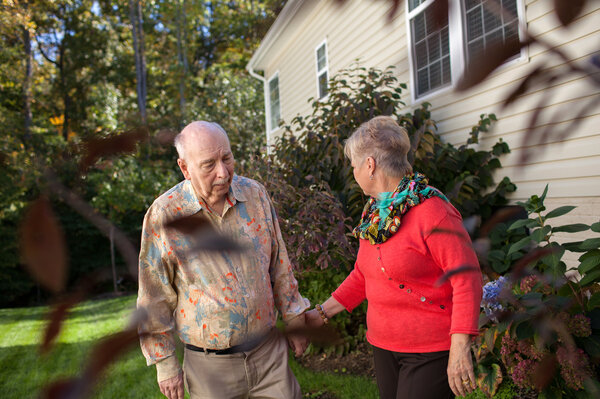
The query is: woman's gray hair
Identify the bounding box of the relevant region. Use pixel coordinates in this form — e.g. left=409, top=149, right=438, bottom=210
left=344, top=116, right=413, bottom=177
left=174, top=121, right=228, bottom=160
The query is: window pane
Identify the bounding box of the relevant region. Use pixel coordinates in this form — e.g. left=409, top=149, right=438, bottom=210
left=483, top=3, right=501, bottom=32
left=318, top=72, right=328, bottom=99
left=417, top=68, right=429, bottom=96
left=427, top=34, right=441, bottom=63
left=429, top=60, right=442, bottom=89
left=466, top=8, right=483, bottom=41
left=442, top=56, right=451, bottom=84
left=269, top=77, right=280, bottom=129
left=411, top=4, right=450, bottom=97
left=462, top=0, right=520, bottom=64
left=317, top=44, right=327, bottom=71
left=413, top=12, right=425, bottom=42
left=415, top=41, right=428, bottom=68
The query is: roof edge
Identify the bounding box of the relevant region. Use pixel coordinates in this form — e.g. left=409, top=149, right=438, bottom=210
left=247, top=0, right=305, bottom=72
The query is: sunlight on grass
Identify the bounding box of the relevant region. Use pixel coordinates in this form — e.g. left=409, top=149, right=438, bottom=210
left=0, top=295, right=378, bottom=399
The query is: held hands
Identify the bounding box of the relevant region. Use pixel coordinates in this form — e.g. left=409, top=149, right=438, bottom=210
left=304, top=308, right=326, bottom=328
left=158, top=372, right=184, bottom=399
left=447, top=334, right=476, bottom=397
left=285, top=313, right=309, bottom=357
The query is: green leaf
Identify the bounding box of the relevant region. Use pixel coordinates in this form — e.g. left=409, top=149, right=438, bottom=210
left=515, top=320, right=535, bottom=339
left=507, top=236, right=532, bottom=256
left=508, top=218, right=537, bottom=231
left=587, top=292, right=600, bottom=311
left=579, top=254, right=600, bottom=274
left=552, top=223, right=589, bottom=233
left=531, top=225, right=551, bottom=243
left=581, top=238, right=600, bottom=251
left=591, top=222, right=600, bottom=233
left=540, top=184, right=548, bottom=202
left=579, top=269, right=600, bottom=286
left=581, top=335, right=600, bottom=358
left=562, top=241, right=587, bottom=253
left=545, top=205, right=576, bottom=219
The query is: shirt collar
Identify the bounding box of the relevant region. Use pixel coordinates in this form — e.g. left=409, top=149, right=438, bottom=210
left=180, top=175, right=247, bottom=216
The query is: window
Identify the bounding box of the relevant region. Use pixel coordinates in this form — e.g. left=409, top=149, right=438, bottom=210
left=315, top=41, right=329, bottom=99
left=268, top=73, right=280, bottom=131
left=407, top=0, right=523, bottom=100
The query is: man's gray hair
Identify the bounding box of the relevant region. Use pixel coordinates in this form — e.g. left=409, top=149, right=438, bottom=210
left=344, top=116, right=413, bottom=177
left=174, top=121, right=228, bottom=160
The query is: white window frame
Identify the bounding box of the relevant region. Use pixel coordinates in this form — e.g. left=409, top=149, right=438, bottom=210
left=315, top=39, right=329, bottom=100
left=406, top=0, right=527, bottom=104
left=266, top=71, right=281, bottom=134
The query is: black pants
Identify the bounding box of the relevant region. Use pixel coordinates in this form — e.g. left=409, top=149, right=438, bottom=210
left=372, top=345, right=454, bottom=399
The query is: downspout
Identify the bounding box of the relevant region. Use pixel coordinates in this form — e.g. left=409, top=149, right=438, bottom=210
left=247, top=66, right=271, bottom=154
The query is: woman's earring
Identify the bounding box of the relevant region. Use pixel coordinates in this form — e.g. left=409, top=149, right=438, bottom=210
left=369, top=175, right=374, bottom=180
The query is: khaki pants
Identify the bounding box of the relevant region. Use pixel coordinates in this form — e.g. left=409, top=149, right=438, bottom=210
left=183, top=329, right=301, bottom=399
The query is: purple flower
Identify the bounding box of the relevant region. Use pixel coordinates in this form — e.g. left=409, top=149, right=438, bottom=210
left=481, top=276, right=507, bottom=320
left=557, top=346, right=592, bottom=390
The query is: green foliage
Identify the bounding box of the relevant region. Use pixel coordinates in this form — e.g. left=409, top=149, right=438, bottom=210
left=474, top=188, right=600, bottom=397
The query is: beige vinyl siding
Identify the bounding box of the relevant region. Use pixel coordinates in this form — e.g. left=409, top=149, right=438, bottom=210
left=252, top=0, right=600, bottom=261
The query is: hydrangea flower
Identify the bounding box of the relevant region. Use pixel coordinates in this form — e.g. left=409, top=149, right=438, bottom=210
left=481, top=276, right=507, bottom=320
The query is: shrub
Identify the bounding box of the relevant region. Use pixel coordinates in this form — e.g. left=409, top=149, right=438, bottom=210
left=472, top=187, right=600, bottom=397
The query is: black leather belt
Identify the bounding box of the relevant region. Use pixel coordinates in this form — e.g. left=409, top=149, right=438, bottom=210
left=184, top=333, right=269, bottom=355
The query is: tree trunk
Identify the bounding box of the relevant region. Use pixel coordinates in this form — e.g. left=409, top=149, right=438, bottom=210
left=176, top=0, right=189, bottom=124
left=129, top=0, right=147, bottom=124
left=22, top=26, right=33, bottom=140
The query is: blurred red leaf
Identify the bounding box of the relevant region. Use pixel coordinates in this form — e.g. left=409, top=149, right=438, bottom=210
left=435, top=264, right=480, bottom=286
left=532, top=353, right=557, bottom=391
left=431, top=0, right=449, bottom=31
left=42, top=378, right=86, bottom=399
left=86, top=328, right=141, bottom=380
left=19, top=197, right=67, bottom=293
left=80, top=126, right=148, bottom=171
left=510, top=247, right=556, bottom=278
left=554, top=0, right=586, bottom=27
left=479, top=206, right=525, bottom=237
left=155, top=128, right=178, bottom=147
left=165, top=213, right=212, bottom=235
left=456, top=39, right=527, bottom=91
left=503, top=66, right=545, bottom=109
left=41, top=292, right=85, bottom=354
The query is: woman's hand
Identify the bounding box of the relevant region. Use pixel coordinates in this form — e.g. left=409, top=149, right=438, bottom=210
left=447, top=333, right=476, bottom=397
left=304, top=309, right=325, bottom=328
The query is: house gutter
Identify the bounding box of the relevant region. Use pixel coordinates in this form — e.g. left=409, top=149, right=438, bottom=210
left=246, top=66, right=271, bottom=150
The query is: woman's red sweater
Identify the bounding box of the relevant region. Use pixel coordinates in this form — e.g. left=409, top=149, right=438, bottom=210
left=332, top=197, right=483, bottom=353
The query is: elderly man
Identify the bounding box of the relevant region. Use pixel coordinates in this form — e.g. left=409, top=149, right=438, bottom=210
left=137, top=121, right=310, bottom=399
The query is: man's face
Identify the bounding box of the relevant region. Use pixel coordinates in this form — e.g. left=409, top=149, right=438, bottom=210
left=177, top=129, right=235, bottom=206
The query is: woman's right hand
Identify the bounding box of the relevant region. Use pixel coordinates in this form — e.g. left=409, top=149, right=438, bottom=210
left=304, top=309, right=325, bottom=328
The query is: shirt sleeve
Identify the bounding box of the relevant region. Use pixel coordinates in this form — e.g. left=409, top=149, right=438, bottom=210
left=136, top=205, right=181, bottom=381
left=425, top=210, right=483, bottom=336
left=264, top=189, right=311, bottom=322
left=332, top=262, right=367, bottom=312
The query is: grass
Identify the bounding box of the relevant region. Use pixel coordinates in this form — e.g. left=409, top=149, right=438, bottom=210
left=0, top=295, right=378, bottom=399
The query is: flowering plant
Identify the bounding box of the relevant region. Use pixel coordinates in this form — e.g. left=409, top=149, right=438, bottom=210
left=472, top=188, right=600, bottom=398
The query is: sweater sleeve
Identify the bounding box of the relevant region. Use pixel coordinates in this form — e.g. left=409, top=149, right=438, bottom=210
left=425, top=211, right=482, bottom=336
left=332, top=262, right=367, bottom=312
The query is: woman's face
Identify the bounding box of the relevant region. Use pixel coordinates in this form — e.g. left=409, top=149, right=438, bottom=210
left=351, top=156, right=374, bottom=197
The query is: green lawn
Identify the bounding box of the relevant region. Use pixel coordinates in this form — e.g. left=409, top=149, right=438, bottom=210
left=0, top=295, right=378, bottom=399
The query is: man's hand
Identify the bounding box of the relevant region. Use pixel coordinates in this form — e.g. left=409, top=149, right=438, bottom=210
left=158, top=372, right=185, bottom=399
left=286, top=313, right=309, bottom=357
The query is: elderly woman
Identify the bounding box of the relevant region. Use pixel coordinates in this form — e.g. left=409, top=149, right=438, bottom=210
left=306, top=116, right=482, bottom=398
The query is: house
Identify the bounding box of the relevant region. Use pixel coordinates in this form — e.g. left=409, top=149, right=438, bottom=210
left=246, top=0, right=600, bottom=264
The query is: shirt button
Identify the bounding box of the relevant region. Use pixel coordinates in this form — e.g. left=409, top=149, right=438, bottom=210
left=377, top=256, right=381, bottom=261
left=420, top=296, right=426, bottom=302
left=399, top=284, right=405, bottom=289
left=440, top=305, right=445, bottom=310
left=406, top=289, right=412, bottom=293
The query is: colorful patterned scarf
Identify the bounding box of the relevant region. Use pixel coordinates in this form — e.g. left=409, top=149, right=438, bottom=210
left=353, top=173, right=448, bottom=245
